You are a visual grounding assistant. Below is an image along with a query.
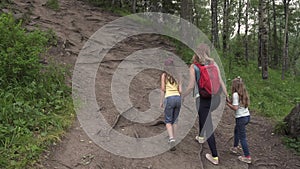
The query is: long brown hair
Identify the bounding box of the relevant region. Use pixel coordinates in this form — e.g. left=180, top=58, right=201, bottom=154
left=164, top=58, right=178, bottom=85
left=192, top=43, right=214, bottom=65
left=165, top=72, right=177, bottom=85
left=231, top=77, right=250, bottom=108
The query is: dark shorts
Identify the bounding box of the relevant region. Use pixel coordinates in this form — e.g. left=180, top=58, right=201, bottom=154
left=164, top=95, right=181, bottom=124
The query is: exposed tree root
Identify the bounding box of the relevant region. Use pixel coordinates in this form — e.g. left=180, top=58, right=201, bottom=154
left=254, top=162, right=280, bottom=167
left=198, top=145, right=204, bottom=169
left=51, top=160, right=73, bottom=169
left=109, top=106, right=134, bottom=133
left=149, top=120, right=165, bottom=126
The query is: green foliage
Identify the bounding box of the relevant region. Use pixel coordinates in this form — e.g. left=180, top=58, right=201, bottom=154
left=225, top=59, right=300, bottom=121
left=224, top=50, right=300, bottom=153
left=45, top=0, right=59, bottom=11
left=0, top=13, right=74, bottom=168
left=0, top=0, right=12, bottom=8
left=274, top=121, right=288, bottom=135
left=0, top=14, right=48, bottom=85
left=283, top=137, right=300, bottom=154
left=170, top=39, right=194, bottom=64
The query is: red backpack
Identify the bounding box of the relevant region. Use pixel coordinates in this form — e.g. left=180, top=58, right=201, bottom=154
left=194, top=62, right=221, bottom=98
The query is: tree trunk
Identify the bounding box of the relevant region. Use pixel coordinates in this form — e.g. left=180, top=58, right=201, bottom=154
left=112, top=0, right=123, bottom=8
left=258, top=0, right=262, bottom=68
left=181, top=0, right=192, bottom=22
left=211, top=0, right=220, bottom=49
left=222, top=0, right=229, bottom=58
left=244, top=0, right=249, bottom=63
left=267, top=0, right=271, bottom=65
left=132, top=0, right=137, bottom=13
left=180, top=0, right=192, bottom=47
left=272, top=0, right=279, bottom=68
left=237, top=0, right=242, bottom=36
left=282, top=0, right=290, bottom=80
left=259, top=0, right=268, bottom=79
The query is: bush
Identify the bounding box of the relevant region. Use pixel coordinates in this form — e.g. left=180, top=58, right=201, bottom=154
left=0, top=13, right=74, bottom=168
left=0, top=14, right=48, bottom=86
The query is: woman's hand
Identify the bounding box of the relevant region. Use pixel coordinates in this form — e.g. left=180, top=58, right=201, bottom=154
left=226, top=96, right=231, bottom=103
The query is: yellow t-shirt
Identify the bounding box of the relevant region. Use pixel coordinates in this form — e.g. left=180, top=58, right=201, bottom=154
left=165, top=80, right=180, bottom=98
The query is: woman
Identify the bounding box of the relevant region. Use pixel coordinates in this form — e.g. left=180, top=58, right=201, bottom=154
left=182, top=44, right=228, bottom=165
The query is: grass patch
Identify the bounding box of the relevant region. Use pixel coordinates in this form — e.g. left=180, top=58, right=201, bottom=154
left=224, top=60, right=300, bottom=121
left=45, top=0, right=59, bottom=11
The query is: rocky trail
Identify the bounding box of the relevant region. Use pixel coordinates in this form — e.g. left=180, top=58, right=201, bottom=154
left=5, top=0, right=300, bottom=168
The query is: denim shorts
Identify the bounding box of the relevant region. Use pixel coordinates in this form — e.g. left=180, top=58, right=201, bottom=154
left=164, top=95, right=181, bottom=124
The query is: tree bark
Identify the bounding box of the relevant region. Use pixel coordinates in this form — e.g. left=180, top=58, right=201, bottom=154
left=222, top=0, right=228, bottom=58
left=272, top=0, right=279, bottom=68
left=237, top=0, right=242, bottom=36
left=282, top=0, right=290, bottom=80
left=211, top=0, right=220, bottom=49
left=181, top=0, right=192, bottom=22
left=180, top=0, right=193, bottom=47
left=258, top=0, right=262, bottom=68
left=244, top=0, right=249, bottom=63
left=132, top=0, right=137, bottom=13
left=259, top=0, right=268, bottom=79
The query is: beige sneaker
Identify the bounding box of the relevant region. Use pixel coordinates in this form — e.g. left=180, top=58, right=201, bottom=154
left=230, top=146, right=242, bottom=154
left=195, top=136, right=205, bottom=144
left=168, top=138, right=176, bottom=151
left=238, top=156, right=251, bottom=164
left=230, top=147, right=238, bottom=154
left=205, top=153, right=219, bottom=165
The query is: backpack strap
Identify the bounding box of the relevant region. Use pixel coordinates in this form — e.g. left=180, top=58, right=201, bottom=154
left=193, top=64, right=200, bottom=82
left=193, top=64, right=200, bottom=98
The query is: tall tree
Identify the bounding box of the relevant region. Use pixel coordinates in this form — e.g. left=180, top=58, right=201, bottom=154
left=211, top=0, right=220, bottom=49
left=180, top=0, right=193, bottom=47
left=193, top=0, right=211, bottom=35
left=259, top=0, right=268, bottom=79
left=271, top=0, right=279, bottom=67
left=237, top=0, right=242, bottom=36
left=282, top=0, right=291, bottom=80
left=244, top=0, right=250, bottom=63
left=132, top=0, right=137, bottom=13
left=258, top=0, right=262, bottom=67
left=222, top=0, right=230, bottom=58
left=181, top=0, right=193, bottom=22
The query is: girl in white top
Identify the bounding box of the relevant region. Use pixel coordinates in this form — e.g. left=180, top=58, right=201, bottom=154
left=227, top=76, right=251, bottom=164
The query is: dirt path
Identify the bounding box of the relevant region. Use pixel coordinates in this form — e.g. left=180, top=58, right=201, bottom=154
left=8, top=0, right=300, bottom=168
